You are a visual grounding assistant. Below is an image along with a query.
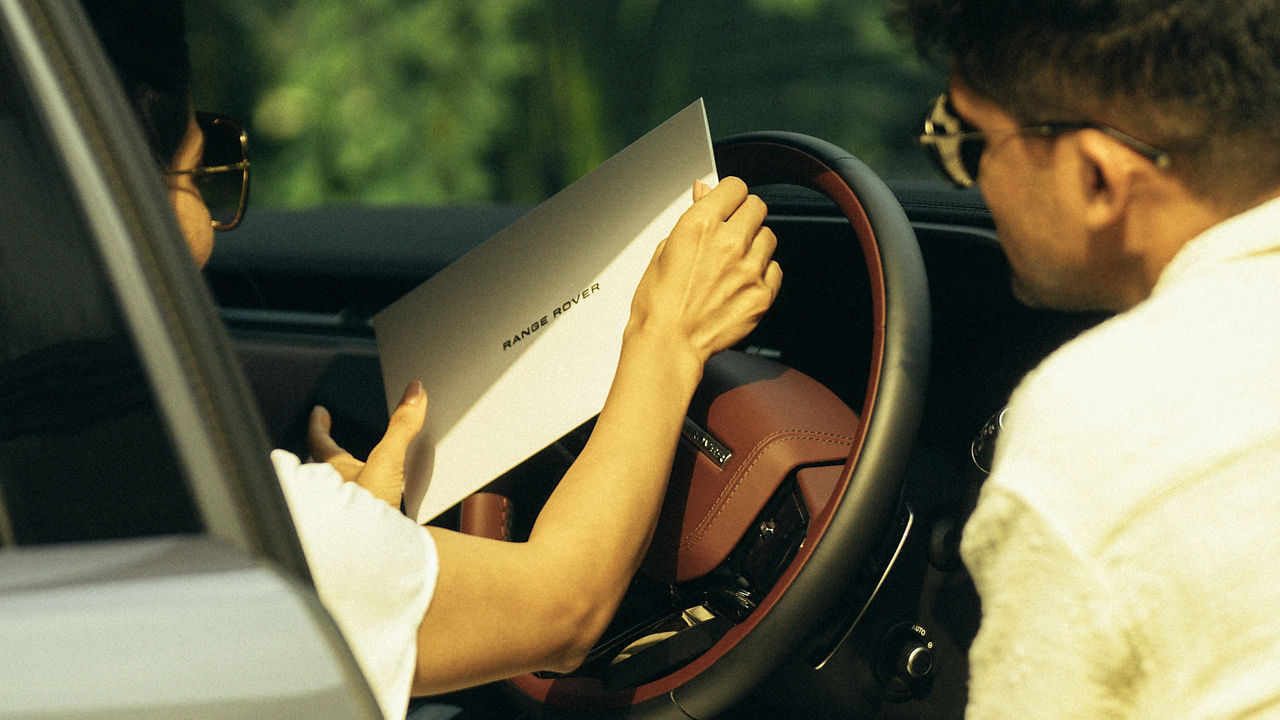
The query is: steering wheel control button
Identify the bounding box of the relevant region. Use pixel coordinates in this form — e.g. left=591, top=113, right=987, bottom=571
left=695, top=487, right=810, bottom=624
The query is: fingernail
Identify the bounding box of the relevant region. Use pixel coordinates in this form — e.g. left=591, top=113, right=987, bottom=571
left=400, top=380, right=425, bottom=406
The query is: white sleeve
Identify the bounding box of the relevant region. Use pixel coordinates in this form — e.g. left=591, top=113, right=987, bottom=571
left=960, top=487, right=1134, bottom=720
left=271, top=450, right=438, bottom=720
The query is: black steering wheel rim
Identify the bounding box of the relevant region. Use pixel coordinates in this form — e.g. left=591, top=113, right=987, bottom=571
left=480, top=132, right=931, bottom=718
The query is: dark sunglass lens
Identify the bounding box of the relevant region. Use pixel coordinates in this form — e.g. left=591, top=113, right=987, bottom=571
left=198, top=117, right=234, bottom=162
left=196, top=172, right=241, bottom=227
left=194, top=114, right=246, bottom=227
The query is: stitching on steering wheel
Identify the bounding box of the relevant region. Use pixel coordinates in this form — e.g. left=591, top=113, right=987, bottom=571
left=676, top=429, right=856, bottom=551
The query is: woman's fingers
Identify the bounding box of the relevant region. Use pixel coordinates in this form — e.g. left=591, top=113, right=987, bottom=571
left=307, top=405, right=347, bottom=463
left=361, top=382, right=428, bottom=507
left=305, top=382, right=427, bottom=508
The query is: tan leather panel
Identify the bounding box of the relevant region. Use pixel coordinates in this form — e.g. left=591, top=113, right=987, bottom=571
left=795, top=464, right=847, bottom=527
left=644, top=363, right=858, bottom=583
left=459, top=491, right=512, bottom=541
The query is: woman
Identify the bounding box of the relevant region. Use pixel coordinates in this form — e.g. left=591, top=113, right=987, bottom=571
left=84, top=1, right=781, bottom=718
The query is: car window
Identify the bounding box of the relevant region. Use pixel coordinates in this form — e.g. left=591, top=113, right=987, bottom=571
left=188, top=0, right=943, bottom=209
left=0, top=46, right=202, bottom=547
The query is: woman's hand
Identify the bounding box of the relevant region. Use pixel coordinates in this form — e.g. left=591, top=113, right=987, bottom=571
left=624, top=177, right=782, bottom=369
left=306, top=380, right=428, bottom=508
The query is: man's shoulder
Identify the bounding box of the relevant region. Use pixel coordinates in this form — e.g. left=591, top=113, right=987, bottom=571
left=988, top=258, right=1280, bottom=542
left=1015, top=241, right=1280, bottom=421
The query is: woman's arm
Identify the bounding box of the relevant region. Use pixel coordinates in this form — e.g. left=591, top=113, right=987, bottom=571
left=311, top=177, right=781, bottom=696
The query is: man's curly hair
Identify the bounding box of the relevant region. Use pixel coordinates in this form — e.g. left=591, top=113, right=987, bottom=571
left=891, top=0, right=1280, bottom=205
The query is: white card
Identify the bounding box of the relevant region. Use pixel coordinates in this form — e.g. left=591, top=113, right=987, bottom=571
left=374, top=100, right=717, bottom=523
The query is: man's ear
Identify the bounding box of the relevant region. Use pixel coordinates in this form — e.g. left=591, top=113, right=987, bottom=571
left=1075, top=129, right=1141, bottom=233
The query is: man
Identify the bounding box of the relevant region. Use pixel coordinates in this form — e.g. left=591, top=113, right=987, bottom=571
left=897, top=0, right=1280, bottom=716
left=83, top=2, right=781, bottom=718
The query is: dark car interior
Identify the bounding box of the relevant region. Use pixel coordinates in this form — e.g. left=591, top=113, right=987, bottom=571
left=205, top=134, right=1107, bottom=718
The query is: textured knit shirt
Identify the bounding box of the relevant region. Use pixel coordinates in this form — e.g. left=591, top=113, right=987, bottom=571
left=961, top=196, right=1280, bottom=719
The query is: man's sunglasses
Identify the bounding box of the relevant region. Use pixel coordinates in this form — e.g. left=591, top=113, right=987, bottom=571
left=918, top=92, right=1171, bottom=188
left=164, top=112, right=250, bottom=230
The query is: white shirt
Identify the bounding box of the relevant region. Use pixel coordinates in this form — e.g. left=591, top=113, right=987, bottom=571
left=272, top=450, right=438, bottom=720
left=961, top=197, right=1280, bottom=718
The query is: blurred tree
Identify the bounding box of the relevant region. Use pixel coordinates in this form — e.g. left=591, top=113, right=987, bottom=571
left=190, top=1, right=535, bottom=206
left=188, top=0, right=942, bottom=208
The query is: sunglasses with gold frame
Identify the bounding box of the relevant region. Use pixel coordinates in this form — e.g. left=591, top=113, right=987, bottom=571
left=918, top=92, right=1171, bottom=188
left=164, top=111, right=250, bottom=230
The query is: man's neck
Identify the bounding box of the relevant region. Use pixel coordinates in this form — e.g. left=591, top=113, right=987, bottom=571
left=1118, top=182, right=1249, bottom=307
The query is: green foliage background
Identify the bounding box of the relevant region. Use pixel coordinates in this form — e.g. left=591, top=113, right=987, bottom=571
left=187, top=0, right=943, bottom=208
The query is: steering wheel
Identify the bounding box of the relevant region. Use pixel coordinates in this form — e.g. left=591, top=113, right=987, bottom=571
left=460, top=132, right=931, bottom=718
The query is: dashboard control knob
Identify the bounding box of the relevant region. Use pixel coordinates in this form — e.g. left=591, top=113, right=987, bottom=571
left=897, top=641, right=934, bottom=679
left=878, top=623, right=936, bottom=701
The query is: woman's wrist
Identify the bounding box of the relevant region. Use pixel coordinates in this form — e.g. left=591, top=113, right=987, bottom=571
left=618, top=321, right=705, bottom=393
